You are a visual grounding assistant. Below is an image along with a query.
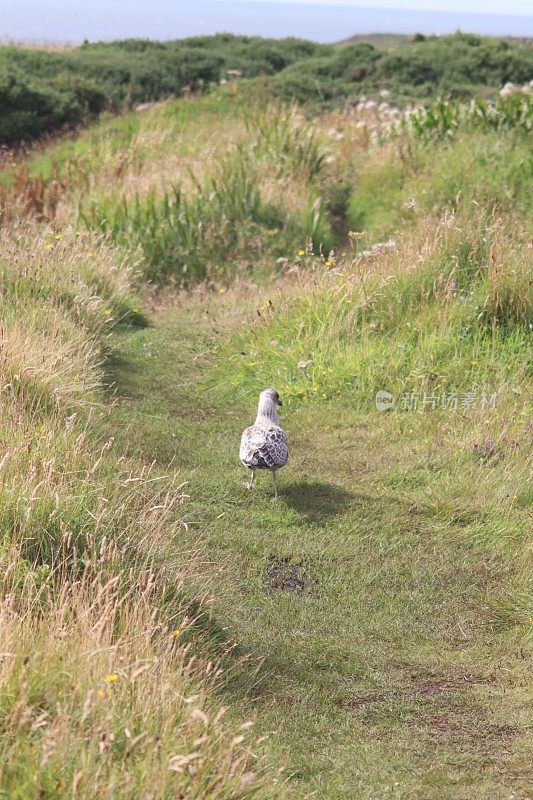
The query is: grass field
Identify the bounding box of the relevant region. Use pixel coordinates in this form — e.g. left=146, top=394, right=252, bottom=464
left=0, top=79, right=531, bottom=798
left=101, top=287, right=531, bottom=799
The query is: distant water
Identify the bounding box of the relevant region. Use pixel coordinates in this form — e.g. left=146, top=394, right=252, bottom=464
left=1, top=0, right=532, bottom=44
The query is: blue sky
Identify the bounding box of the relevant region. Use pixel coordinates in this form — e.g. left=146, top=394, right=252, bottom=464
left=248, top=0, right=532, bottom=13
left=1, top=0, right=532, bottom=43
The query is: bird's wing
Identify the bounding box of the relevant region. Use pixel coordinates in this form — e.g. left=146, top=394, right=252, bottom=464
left=240, top=425, right=288, bottom=468
left=239, top=426, right=264, bottom=463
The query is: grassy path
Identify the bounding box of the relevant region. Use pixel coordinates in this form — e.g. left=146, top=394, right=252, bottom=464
left=103, top=300, right=531, bottom=800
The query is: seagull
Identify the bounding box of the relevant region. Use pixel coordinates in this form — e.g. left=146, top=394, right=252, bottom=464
left=239, top=388, right=288, bottom=498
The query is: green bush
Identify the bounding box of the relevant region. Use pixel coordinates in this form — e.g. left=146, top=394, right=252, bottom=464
left=273, top=34, right=533, bottom=107
left=1, top=33, right=532, bottom=144
left=0, top=64, right=76, bottom=141
left=0, top=35, right=327, bottom=143
left=380, top=34, right=533, bottom=93
left=273, top=44, right=380, bottom=104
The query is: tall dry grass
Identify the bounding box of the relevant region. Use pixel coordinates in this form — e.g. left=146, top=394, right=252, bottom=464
left=0, top=521, right=275, bottom=798
left=0, top=222, right=283, bottom=798
left=1, top=99, right=341, bottom=284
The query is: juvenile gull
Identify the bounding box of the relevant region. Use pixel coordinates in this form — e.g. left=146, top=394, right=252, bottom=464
left=239, top=388, right=288, bottom=498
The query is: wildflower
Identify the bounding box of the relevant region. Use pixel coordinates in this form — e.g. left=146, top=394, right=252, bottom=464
left=171, top=628, right=181, bottom=638
left=324, top=259, right=333, bottom=268
left=87, top=251, right=94, bottom=257
left=219, top=288, right=226, bottom=294
left=105, top=673, right=119, bottom=683
left=54, top=234, right=62, bottom=241
left=97, top=689, right=105, bottom=698
left=298, top=249, right=305, bottom=256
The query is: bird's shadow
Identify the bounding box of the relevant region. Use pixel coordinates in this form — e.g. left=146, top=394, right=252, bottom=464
left=282, top=480, right=353, bottom=525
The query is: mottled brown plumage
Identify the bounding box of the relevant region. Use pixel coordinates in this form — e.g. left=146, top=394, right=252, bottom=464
left=239, top=388, right=288, bottom=498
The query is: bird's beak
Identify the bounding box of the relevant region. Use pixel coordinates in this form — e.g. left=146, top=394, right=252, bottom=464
left=278, top=398, right=283, bottom=406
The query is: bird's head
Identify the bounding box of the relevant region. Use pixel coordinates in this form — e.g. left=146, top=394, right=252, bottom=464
left=257, top=388, right=283, bottom=421
left=260, top=388, right=282, bottom=407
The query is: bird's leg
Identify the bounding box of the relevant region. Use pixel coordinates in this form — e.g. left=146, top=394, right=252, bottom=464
left=244, top=469, right=255, bottom=490
left=271, top=470, right=278, bottom=499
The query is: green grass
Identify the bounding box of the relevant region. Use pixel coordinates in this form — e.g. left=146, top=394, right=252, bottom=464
left=2, top=92, right=337, bottom=285
left=348, top=127, right=533, bottom=239
left=99, top=294, right=532, bottom=800
left=87, top=117, right=531, bottom=795
left=0, top=88, right=247, bottom=188
left=209, top=207, right=531, bottom=412
left=0, top=226, right=281, bottom=799
left=1, top=82, right=531, bottom=798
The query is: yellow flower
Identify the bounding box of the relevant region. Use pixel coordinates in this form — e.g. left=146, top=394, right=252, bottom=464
left=54, top=234, right=62, bottom=241
left=298, top=249, right=305, bottom=256
left=219, top=288, right=226, bottom=294
left=87, top=251, right=94, bottom=257
left=324, top=260, right=333, bottom=268
left=105, top=673, right=119, bottom=683
left=97, top=689, right=105, bottom=698
left=171, top=628, right=181, bottom=638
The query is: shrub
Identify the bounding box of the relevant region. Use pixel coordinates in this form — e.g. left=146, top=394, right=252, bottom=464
left=0, top=64, right=76, bottom=141
left=1, top=33, right=532, bottom=143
